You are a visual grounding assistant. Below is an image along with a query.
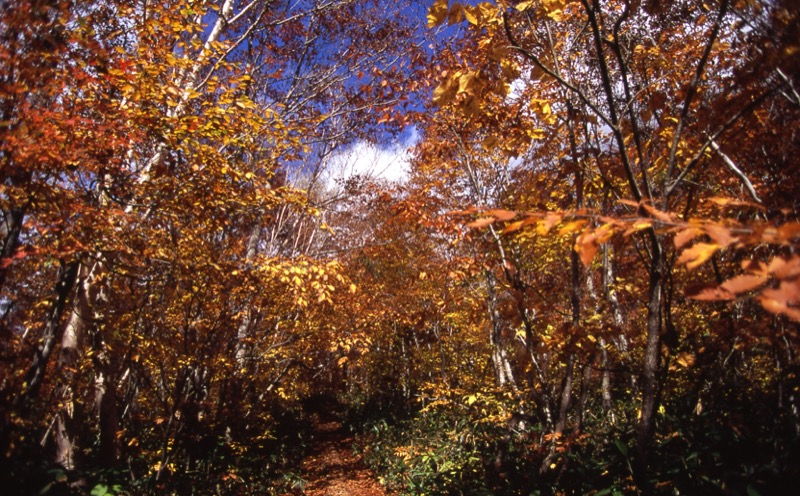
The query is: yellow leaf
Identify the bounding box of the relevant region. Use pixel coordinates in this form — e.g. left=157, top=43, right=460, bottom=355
left=463, top=5, right=479, bottom=24
left=516, top=0, right=535, bottom=11
left=677, top=242, right=719, bottom=269
left=428, top=0, right=449, bottom=27
left=558, top=219, right=588, bottom=235
left=538, top=212, right=562, bottom=235
left=447, top=3, right=465, bottom=24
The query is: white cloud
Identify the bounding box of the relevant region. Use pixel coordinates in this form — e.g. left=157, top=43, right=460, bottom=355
left=326, top=128, right=418, bottom=186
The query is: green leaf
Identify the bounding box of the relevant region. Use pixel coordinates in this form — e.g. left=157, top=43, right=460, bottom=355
left=614, top=438, right=628, bottom=457
left=90, top=484, right=110, bottom=496
left=746, top=486, right=762, bottom=496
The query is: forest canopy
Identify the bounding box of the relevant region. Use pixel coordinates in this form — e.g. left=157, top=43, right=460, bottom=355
left=1, top=0, right=799, bottom=494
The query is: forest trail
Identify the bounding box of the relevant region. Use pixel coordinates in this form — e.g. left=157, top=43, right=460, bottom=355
left=283, top=413, right=390, bottom=496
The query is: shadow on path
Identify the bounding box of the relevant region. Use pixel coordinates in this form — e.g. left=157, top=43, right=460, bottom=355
left=281, top=407, right=389, bottom=496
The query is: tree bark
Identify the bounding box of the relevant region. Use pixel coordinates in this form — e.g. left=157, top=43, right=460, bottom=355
left=17, top=260, right=80, bottom=406
left=634, top=234, right=664, bottom=486
left=486, top=271, right=515, bottom=388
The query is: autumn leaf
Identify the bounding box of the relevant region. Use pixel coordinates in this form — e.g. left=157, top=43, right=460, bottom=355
left=575, top=233, right=600, bottom=267
left=708, top=197, right=766, bottom=210
left=674, top=227, right=701, bottom=249
left=516, top=0, right=535, bottom=11
left=428, top=0, right=449, bottom=27
left=558, top=219, right=588, bottom=235
left=538, top=212, right=563, bottom=235
left=466, top=217, right=495, bottom=228
left=704, top=224, right=737, bottom=248
left=641, top=203, right=673, bottom=223
left=685, top=284, right=735, bottom=301
left=677, top=242, right=720, bottom=269
left=719, top=274, right=768, bottom=295
left=767, top=256, right=800, bottom=280
left=759, top=293, right=800, bottom=322
left=485, top=209, right=516, bottom=221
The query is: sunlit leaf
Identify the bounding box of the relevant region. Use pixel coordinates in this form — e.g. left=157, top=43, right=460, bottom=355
left=678, top=242, right=720, bottom=269
left=428, top=0, right=449, bottom=27
left=485, top=209, right=517, bottom=221
left=467, top=217, right=495, bottom=228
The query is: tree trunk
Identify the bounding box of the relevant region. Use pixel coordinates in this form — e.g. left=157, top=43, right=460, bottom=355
left=17, top=260, right=80, bottom=407
left=634, top=234, right=664, bottom=486
left=486, top=272, right=515, bottom=388
left=0, top=207, right=25, bottom=292
left=54, top=259, right=105, bottom=470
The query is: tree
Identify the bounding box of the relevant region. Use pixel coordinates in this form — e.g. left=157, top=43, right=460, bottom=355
left=0, top=0, right=425, bottom=490
left=417, top=0, right=800, bottom=489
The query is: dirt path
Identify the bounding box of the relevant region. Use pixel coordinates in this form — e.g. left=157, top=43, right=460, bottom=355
left=284, top=415, right=390, bottom=496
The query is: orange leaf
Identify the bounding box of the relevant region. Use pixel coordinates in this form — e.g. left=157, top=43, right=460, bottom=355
left=686, top=284, right=735, bottom=301
left=704, top=224, right=737, bottom=248
left=677, top=242, right=719, bottom=269
left=708, top=197, right=765, bottom=210
left=761, top=279, right=800, bottom=304
left=719, top=274, right=768, bottom=295
left=767, top=256, right=800, bottom=280
left=558, top=219, right=588, bottom=235
left=575, top=237, right=599, bottom=267
left=674, top=227, right=700, bottom=249
left=778, top=222, right=800, bottom=243
left=485, top=209, right=517, bottom=221
left=741, top=258, right=768, bottom=275
left=448, top=207, right=479, bottom=216
left=759, top=296, right=800, bottom=322
left=538, top=212, right=562, bottom=235
left=502, top=220, right=525, bottom=234
left=467, top=217, right=495, bottom=228
left=642, top=203, right=673, bottom=223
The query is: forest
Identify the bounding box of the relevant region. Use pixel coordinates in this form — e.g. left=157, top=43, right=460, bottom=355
left=1, top=0, right=799, bottom=494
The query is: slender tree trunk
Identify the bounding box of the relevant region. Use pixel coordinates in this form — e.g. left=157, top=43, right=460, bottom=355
left=54, top=259, right=105, bottom=470
left=600, top=244, right=618, bottom=418
left=576, top=357, right=594, bottom=431
left=635, top=234, right=664, bottom=486
left=486, top=272, right=515, bottom=388
left=5, top=260, right=78, bottom=457
left=554, top=355, right=575, bottom=435
left=0, top=207, right=25, bottom=292
left=16, top=261, right=80, bottom=407
left=235, top=220, right=263, bottom=367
